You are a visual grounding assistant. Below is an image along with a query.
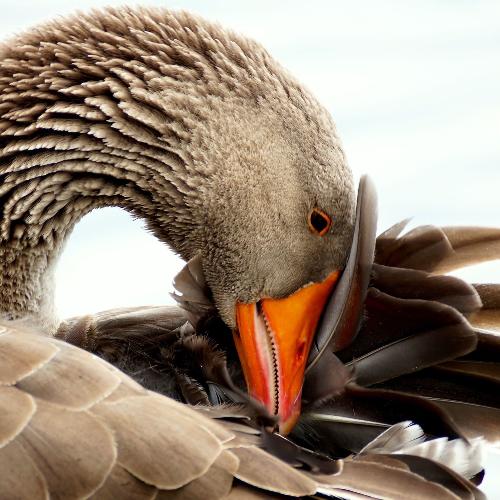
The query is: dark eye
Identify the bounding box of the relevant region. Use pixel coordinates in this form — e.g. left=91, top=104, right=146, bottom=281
left=308, top=208, right=332, bottom=236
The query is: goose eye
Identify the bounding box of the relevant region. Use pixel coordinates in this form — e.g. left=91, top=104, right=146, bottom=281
left=308, top=208, right=332, bottom=236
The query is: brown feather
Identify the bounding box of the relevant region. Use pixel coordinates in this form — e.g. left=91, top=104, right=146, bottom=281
left=473, top=284, right=500, bottom=310
left=375, top=224, right=454, bottom=272
left=91, top=465, right=157, bottom=500
left=435, top=400, right=500, bottom=445
left=57, top=305, right=189, bottom=354
left=471, top=310, right=500, bottom=333
left=0, top=386, right=35, bottom=447
left=0, top=332, right=59, bottom=384
left=159, top=450, right=239, bottom=500
left=470, top=284, right=500, bottom=333
left=377, top=366, right=500, bottom=409
left=462, top=331, right=500, bottom=362
left=0, top=439, right=48, bottom=500
left=356, top=453, right=411, bottom=471
left=16, top=343, right=121, bottom=410
left=299, top=413, right=389, bottom=455
left=332, top=384, right=465, bottom=440
left=100, top=379, right=148, bottom=404
left=317, top=459, right=460, bottom=500
left=344, top=289, right=477, bottom=387
left=392, top=455, right=485, bottom=500
left=435, top=227, right=500, bottom=273
left=375, top=223, right=500, bottom=275
left=172, top=254, right=215, bottom=328
left=176, top=373, right=211, bottom=405
left=372, top=263, right=481, bottom=314
left=440, top=360, right=500, bottom=382
left=92, top=395, right=223, bottom=490
left=231, top=445, right=317, bottom=496
left=19, top=400, right=117, bottom=499
left=224, top=484, right=285, bottom=499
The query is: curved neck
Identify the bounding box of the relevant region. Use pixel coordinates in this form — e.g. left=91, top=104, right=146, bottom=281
left=0, top=8, right=322, bottom=331
left=0, top=160, right=195, bottom=332
left=0, top=16, right=220, bottom=330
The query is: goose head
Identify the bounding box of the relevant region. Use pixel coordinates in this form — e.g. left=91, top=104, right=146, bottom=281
left=171, top=74, right=356, bottom=434
left=0, top=7, right=355, bottom=434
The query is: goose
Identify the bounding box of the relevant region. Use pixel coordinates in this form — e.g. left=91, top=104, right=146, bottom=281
left=0, top=6, right=499, bottom=499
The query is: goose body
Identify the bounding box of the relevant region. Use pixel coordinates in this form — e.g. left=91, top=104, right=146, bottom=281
left=0, top=6, right=499, bottom=499
left=0, top=319, right=487, bottom=499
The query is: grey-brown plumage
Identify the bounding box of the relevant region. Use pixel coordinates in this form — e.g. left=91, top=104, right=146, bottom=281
left=0, top=5, right=499, bottom=499
left=0, top=321, right=489, bottom=499
left=0, top=5, right=354, bottom=331
left=55, top=192, right=500, bottom=498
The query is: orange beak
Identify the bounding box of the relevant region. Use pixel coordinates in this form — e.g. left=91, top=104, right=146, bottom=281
left=234, top=270, right=340, bottom=434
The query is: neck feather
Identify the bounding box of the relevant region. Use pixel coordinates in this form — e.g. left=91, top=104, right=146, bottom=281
left=0, top=7, right=326, bottom=331
left=0, top=8, right=231, bottom=330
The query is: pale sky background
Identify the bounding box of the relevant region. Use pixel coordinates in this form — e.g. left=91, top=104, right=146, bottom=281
left=1, top=0, right=499, bottom=495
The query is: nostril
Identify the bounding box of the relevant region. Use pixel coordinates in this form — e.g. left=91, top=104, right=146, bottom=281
left=296, top=341, right=306, bottom=361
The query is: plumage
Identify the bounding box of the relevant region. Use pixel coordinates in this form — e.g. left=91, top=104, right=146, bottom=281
left=345, top=289, right=477, bottom=386
left=0, top=5, right=355, bottom=332
left=0, top=4, right=498, bottom=499
left=3, top=322, right=488, bottom=499
left=375, top=223, right=500, bottom=275
left=54, top=178, right=500, bottom=497
left=21, top=400, right=117, bottom=499
left=17, top=343, right=121, bottom=409
left=161, top=450, right=239, bottom=500
left=52, top=190, right=500, bottom=497
left=0, top=329, right=59, bottom=383
left=471, top=284, right=500, bottom=333
left=0, top=439, right=49, bottom=500
left=401, top=438, right=484, bottom=479
left=379, top=455, right=486, bottom=500
left=317, top=459, right=461, bottom=500
left=434, top=401, right=500, bottom=444
left=231, top=446, right=317, bottom=496
left=93, top=465, right=157, bottom=500
left=436, top=227, right=500, bottom=274
left=372, top=264, right=482, bottom=314
left=0, top=386, right=36, bottom=447
left=359, top=421, right=425, bottom=455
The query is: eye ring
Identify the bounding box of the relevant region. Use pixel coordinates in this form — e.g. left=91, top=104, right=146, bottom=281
left=308, top=208, right=332, bottom=236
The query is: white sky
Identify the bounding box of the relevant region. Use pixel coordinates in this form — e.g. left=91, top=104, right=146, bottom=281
left=1, top=1, right=499, bottom=495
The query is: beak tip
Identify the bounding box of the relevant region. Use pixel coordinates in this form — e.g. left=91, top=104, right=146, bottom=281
left=278, top=413, right=300, bottom=435
left=277, top=398, right=301, bottom=435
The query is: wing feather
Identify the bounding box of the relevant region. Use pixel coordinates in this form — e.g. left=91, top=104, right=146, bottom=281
left=231, top=445, right=317, bottom=496
left=0, top=332, right=59, bottom=384
left=470, top=284, right=500, bottom=333
left=16, top=344, right=121, bottom=410
left=435, top=400, right=500, bottom=445
left=359, top=421, right=424, bottom=454
left=317, top=459, right=460, bottom=500
left=19, top=400, right=117, bottom=499
left=375, top=224, right=500, bottom=274
left=92, top=395, right=224, bottom=489
left=435, top=227, right=500, bottom=273
left=91, top=465, right=157, bottom=500
left=0, top=386, right=36, bottom=447
left=0, top=439, right=48, bottom=500
left=159, top=449, right=238, bottom=500
left=345, top=290, right=477, bottom=387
